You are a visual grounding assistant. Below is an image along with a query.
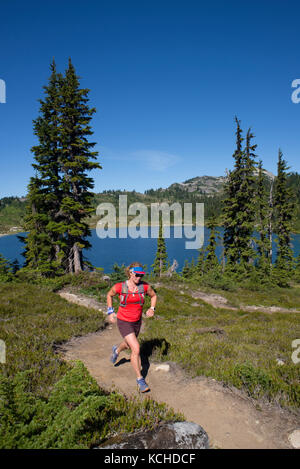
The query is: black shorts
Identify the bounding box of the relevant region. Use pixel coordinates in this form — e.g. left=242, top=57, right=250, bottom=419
left=117, top=318, right=142, bottom=339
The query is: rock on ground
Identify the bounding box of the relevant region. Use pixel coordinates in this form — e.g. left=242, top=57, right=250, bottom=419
left=155, top=364, right=170, bottom=372
left=97, top=422, right=209, bottom=449
left=288, top=430, right=300, bottom=449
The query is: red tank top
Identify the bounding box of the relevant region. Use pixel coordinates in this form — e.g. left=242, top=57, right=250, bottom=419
left=114, top=281, right=149, bottom=322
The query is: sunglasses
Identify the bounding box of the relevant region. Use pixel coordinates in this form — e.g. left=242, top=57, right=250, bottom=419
left=133, top=273, right=144, bottom=278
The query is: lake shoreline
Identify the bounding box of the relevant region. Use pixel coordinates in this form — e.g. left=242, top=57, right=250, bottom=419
left=0, top=231, right=24, bottom=238
left=1, top=224, right=300, bottom=237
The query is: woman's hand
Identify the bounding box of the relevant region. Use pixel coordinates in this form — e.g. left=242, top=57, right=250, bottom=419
left=145, top=308, right=155, bottom=318
left=108, top=312, right=117, bottom=324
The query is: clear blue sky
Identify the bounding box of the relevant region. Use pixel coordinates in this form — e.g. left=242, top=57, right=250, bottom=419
left=0, top=0, right=300, bottom=198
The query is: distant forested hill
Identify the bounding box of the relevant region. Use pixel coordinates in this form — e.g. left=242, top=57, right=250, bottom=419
left=0, top=196, right=27, bottom=233
left=1, top=172, right=299, bottom=233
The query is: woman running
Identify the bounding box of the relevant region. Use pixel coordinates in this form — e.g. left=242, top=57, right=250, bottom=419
left=106, top=262, right=157, bottom=392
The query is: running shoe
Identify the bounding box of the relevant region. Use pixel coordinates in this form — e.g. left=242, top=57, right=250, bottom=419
left=110, top=345, right=118, bottom=364
left=136, top=377, right=150, bottom=393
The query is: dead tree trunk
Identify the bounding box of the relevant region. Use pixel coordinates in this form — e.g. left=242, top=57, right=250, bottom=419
left=73, top=243, right=82, bottom=273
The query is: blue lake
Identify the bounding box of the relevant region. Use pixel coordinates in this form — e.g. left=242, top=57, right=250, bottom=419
left=0, top=228, right=300, bottom=273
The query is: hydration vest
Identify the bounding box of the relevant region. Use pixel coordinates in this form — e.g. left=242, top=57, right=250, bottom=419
left=119, top=281, right=145, bottom=307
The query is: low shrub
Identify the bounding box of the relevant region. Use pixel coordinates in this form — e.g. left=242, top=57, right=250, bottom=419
left=0, top=361, right=183, bottom=449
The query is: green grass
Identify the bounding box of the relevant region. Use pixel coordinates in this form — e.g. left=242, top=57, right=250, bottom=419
left=1, top=271, right=299, bottom=448
left=140, top=282, right=300, bottom=410
left=216, top=283, right=300, bottom=309
left=0, top=282, right=105, bottom=396
left=168, top=276, right=300, bottom=310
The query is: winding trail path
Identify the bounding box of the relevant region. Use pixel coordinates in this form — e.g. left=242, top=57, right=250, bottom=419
left=57, top=288, right=300, bottom=449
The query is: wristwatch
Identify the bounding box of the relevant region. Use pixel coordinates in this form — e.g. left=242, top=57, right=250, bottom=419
left=150, top=306, right=155, bottom=311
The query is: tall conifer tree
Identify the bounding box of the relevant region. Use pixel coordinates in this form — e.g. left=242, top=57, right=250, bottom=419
left=58, top=59, right=101, bottom=273
left=223, top=117, right=244, bottom=265
left=203, top=218, right=220, bottom=273
left=152, top=217, right=168, bottom=277
left=23, top=59, right=101, bottom=275
left=273, top=150, right=295, bottom=275
left=23, top=60, right=63, bottom=275
left=239, top=128, right=257, bottom=265
left=223, top=118, right=257, bottom=270
left=256, top=160, right=272, bottom=274
left=196, top=246, right=206, bottom=276
left=181, top=259, right=191, bottom=278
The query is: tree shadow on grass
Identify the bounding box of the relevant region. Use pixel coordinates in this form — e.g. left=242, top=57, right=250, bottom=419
left=140, top=338, right=170, bottom=379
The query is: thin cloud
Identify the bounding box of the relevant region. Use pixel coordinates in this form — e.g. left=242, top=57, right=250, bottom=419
left=100, top=147, right=182, bottom=172
left=130, top=150, right=181, bottom=171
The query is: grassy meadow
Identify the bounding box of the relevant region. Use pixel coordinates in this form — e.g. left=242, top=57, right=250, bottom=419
left=0, top=270, right=299, bottom=448
left=0, top=277, right=183, bottom=449
left=59, top=272, right=300, bottom=410
left=140, top=278, right=300, bottom=410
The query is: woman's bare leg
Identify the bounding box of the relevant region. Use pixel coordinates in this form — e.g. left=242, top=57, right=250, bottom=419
left=124, top=332, right=142, bottom=379
left=116, top=340, right=129, bottom=355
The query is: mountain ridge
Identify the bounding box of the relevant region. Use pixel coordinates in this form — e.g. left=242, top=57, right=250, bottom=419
left=165, top=169, right=275, bottom=196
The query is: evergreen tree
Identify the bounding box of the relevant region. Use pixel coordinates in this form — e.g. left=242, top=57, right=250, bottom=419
left=203, top=218, right=220, bottom=273
left=181, top=259, right=191, bottom=278
left=267, top=173, right=275, bottom=268
left=239, top=127, right=257, bottom=265
left=196, top=246, right=206, bottom=276
left=23, top=60, right=63, bottom=275
left=189, top=257, right=196, bottom=277
left=295, top=253, right=300, bottom=282
left=11, top=259, right=20, bottom=274
left=256, top=160, right=272, bottom=274
left=0, top=253, right=15, bottom=281
left=152, top=217, right=168, bottom=277
left=223, top=117, right=245, bottom=265
left=0, top=253, right=11, bottom=274
left=23, top=59, right=101, bottom=275
left=110, top=263, right=127, bottom=283
left=223, top=118, right=257, bottom=270
left=57, top=58, right=101, bottom=273
left=273, top=150, right=295, bottom=276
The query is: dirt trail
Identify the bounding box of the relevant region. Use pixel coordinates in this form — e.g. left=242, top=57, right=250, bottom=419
left=57, top=289, right=299, bottom=449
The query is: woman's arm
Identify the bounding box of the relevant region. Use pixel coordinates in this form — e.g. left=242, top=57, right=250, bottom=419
left=145, top=285, right=157, bottom=317
left=106, top=285, right=117, bottom=323
left=107, top=285, right=117, bottom=307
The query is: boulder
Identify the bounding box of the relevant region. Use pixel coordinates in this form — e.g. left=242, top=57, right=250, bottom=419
left=288, top=429, right=300, bottom=449
left=155, top=364, right=170, bottom=372
left=97, top=421, right=209, bottom=449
